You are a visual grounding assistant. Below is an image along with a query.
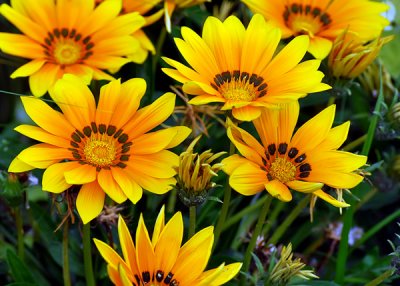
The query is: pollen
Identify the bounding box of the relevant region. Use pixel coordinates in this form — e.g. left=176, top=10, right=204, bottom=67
left=84, top=137, right=117, bottom=167
left=269, top=157, right=296, bottom=183
left=211, top=70, right=268, bottom=102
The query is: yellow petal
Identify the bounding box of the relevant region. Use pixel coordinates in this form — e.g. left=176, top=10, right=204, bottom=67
left=64, top=163, right=97, bottom=185
left=111, top=167, right=143, bottom=204
left=286, top=180, right=323, bottom=193
left=17, top=143, right=70, bottom=169
left=76, top=181, right=105, bottom=224
left=8, top=157, right=35, bottom=173
left=232, top=105, right=262, bottom=121
left=93, top=238, right=127, bottom=269
left=14, top=125, right=70, bottom=148
left=152, top=206, right=165, bottom=246
left=29, top=63, right=62, bottom=97
left=117, top=215, right=140, bottom=275
left=11, top=59, right=46, bottom=78
left=313, top=189, right=350, bottom=208
left=221, top=154, right=251, bottom=175
left=229, top=163, right=267, bottom=196
left=98, top=169, right=127, bottom=203
left=135, top=214, right=155, bottom=278
left=308, top=36, right=333, bottom=59
left=42, top=162, right=77, bottom=193
left=264, top=180, right=292, bottom=202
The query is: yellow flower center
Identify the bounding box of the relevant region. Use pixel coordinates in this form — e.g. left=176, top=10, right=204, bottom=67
left=54, top=41, right=82, bottom=65
left=283, top=3, right=332, bottom=37
left=211, top=70, right=268, bottom=102
left=264, top=143, right=312, bottom=182
left=69, top=123, right=131, bottom=171
left=269, top=157, right=296, bottom=183
left=84, top=138, right=117, bottom=167
left=43, top=28, right=95, bottom=67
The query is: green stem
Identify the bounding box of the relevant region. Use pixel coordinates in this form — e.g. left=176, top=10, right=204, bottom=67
left=188, top=206, right=196, bottom=239
left=365, top=269, right=394, bottom=286
left=262, top=202, right=285, bottom=238
left=63, top=221, right=71, bottom=286
left=342, top=134, right=367, bottom=152
left=213, top=141, right=235, bottom=250
left=335, top=65, right=385, bottom=284
left=167, top=188, right=177, bottom=214
left=240, top=195, right=273, bottom=286
left=267, top=195, right=309, bottom=245
left=222, top=195, right=268, bottom=232
left=83, top=223, right=95, bottom=286
left=15, top=207, right=24, bottom=261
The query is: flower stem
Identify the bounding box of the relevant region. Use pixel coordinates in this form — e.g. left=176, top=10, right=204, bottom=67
left=213, top=141, right=235, bottom=250
left=365, top=269, right=394, bottom=286
left=335, top=64, right=385, bottom=284
left=63, top=221, right=71, bottom=286
left=188, top=205, right=196, bottom=239
left=240, top=195, right=273, bottom=286
left=342, top=134, right=367, bottom=152
left=14, top=207, right=24, bottom=261
left=268, top=195, right=309, bottom=245
left=83, top=223, right=95, bottom=286
left=167, top=188, right=177, bottom=214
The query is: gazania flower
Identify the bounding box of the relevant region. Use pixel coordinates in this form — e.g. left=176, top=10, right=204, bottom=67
left=164, top=0, right=210, bottom=32
left=0, top=0, right=146, bottom=97
left=222, top=102, right=367, bottom=207
left=328, top=31, right=393, bottom=79
left=94, top=206, right=242, bottom=285
left=242, top=0, right=390, bottom=59
left=8, top=75, right=191, bottom=223
left=96, top=0, right=164, bottom=63
left=162, top=14, right=330, bottom=121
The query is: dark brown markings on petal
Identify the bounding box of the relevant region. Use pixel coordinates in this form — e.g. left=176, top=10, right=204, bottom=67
left=91, top=122, right=98, bottom=133
left=78, top=160, right=86, bottom=165
left=268, top=143, right=276, bottom=155
left=216, top=74, right=224, bottom=85
left=170, top=279, right=179, bottom=286
left=259, top=90, right=267, bottom=97
left=295, top=153, right=307, bottom=163
left=117, top=162, right=127, bottom=168
left=86, top=42, right=94, bottom=50
left=76, top=129, right=85, bottom=138
left=107, top=125, right=117, bottom=136
left=72, top=152, right=81, bottom=159
left=312, top=7, right=321, bottom=17
left=70, top=141, right=79, bottom=148
left=211, top=83, right=219, bottom=90
left=71, top=132, right=81, bottom=143
left=83, top=126, right=92, bottom=137
left=134, top=275, right=141, bottom=285
left=113, top=129, right=123, bottom=138
left=120, top=155, right=130, bottom=161
left=156, top=270, right=164, bottom=282
left=253, top=76, right=264, bottom=87
left=75, top=34, right=82, bottom=42
left=68, top=148, right=78, bottom=152
left=98, top=124, right=106, bottom=134
left=232, top=70, right=240, bottom=81
left=320, top=13, right=332, bottom=26
left=214, top=77, right=221, bottom=87
left=53, top=28, right=60, bottom=38
left=96, top=166, right=101, bottom=172
left=283, top=6, right=290, bottom=21
left=305, top=5, right=311, bottom=14
left=164, top=272, right=174, bottom=284
left=278, top=143, right=288, bottom=155
left=288, top=147, right=298, bottom=159
left=267, top=173, right=273, bottom=181
left=82, top=51, right=93, bottom=60
left=61, top=28, right=68, bottom=37
left=118, top=133, right=129, bottom=143
left=142, top=271, right=150, bottom=283
left=122, top=142, right=133, bottom=148
left=240, top=72, right=249, bottom=81
left=44, top=38, right=52, bottom=46
left=69, top=29, right=76, bottom=38
left=82, top=36, right=91, bottom=45
left=299, top=172, right=310, bottom=178
left=299, top=163, right=311, bottom=172
left=222, top=71, right=231, bottom=83
left=291, top=3, right=299, bottom=13
left=249, top=73, right=258, bottom=85
left=48, top=32, right=54, bottom=41
left=257, top=83, right=267, bottom=91
left=121, top=147, right=130, bottom=153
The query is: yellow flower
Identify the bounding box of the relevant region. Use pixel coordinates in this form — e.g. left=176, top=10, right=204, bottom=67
left=94, top=206, right=242, bottom=285
left=0, top=0, right=146, bottom=97
left=222, top=102, right=367, bottom=207
left=242, top=0, right=390, bottom=59
left=96, top=0, right=164, bottom=63
left=328, top=31, right=393, bottom=79
left=162, top=14, right=330, bottom=121
left=164, top=0, right=210, bottom=32
left=8, top=75, right=191, bottom=224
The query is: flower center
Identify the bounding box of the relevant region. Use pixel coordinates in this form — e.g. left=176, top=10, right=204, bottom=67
left=264, top=143, right=312, bottom=183
left=211, top=70, right=268, bottom=102
left=283, top=3, right=332, bottom=37
left=43, top=28, right=95, bottom=67
left=69, top=123, right=131, bottom=171
left=269, top=157, right=296, bottom=183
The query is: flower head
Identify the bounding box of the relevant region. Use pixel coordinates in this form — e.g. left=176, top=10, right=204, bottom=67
left=328, top=31, right=393, bottom=79
left=94, top=206, right=242, bottom=285
left=0, top=0, right=146, bottom=96
left=222, top=102, right=367, bottom=206
left=174, top=136, right=226, bottom=206
left=8, top=75, right=191, bottom=223
left=242, top=0, right=390, bottom=59
left=163, top=14, right=330, bottom=121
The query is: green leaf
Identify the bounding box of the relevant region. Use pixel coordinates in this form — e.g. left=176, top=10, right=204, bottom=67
left=6, top=250, right=35, bottom=283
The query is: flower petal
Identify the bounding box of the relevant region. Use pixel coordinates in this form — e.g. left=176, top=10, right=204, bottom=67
left=97, top=169, right=127, bottom=203
left=264, top=180, right=292, bottom=202
left=286, top=180, right=323, bottom=193
left=111, top=167, right=143, bottom=203
left=76, top=181, right=105, bottom=224
left=229, top=163, right=267, bottom=195
left=42, top=162, right=78, bottom=193
left=313, top=189, right=350, bottom=208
